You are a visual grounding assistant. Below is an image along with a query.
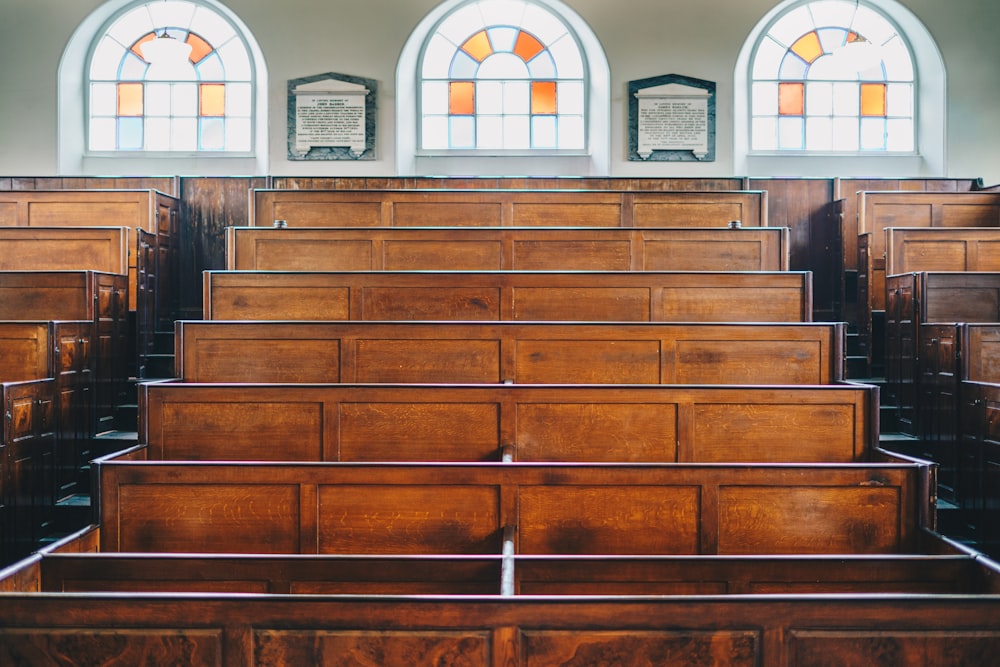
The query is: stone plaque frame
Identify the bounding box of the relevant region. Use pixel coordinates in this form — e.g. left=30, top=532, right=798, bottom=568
left=288, top=72, right=377, bottom=161
left=628, top=73, right=715, bottom=162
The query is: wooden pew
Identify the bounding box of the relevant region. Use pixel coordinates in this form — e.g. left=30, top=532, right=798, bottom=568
left=960, top=380, right=1000, bottom=558
left=0, top=321, right=94, bottom=502
left=0, top=189, right=179, bottom=326
left=0, top=271, right=128, bottom=434
left=0, top=227, right=128, bottom=275
left=250, top=188, right=769, bottom=229
left=173, top=320, right=845, bottom=385
left=225, top=226, right=791, bottom=272
left=94, top=456, right=932, bottom=555
left=2, top=582, right=1000, bottom=666
left=963, top=323, right=1000, bottom=383
left=858, top=227, right=1000, bottom=371
left=203, top=270, right=814, bottom=323
left=1, top=379, right=57, bottom=564
left=138, top=383, right=877, bottom=463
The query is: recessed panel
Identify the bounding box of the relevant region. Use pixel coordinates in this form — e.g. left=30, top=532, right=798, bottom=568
left=511, top=240, right=631, bottom=270
left=644, top=240, right=763, bottom=271
left=512, top=287, right=650, bottom=321
left=383, top=240, right=503, bottom=270
left=362, top=287, right=500, bottom=320
left=675, top=340, right=823, bottom=384
left=515, top=340, right=660, bottom=383
left=661, top=287, right=801, bottom=322
left=189, top=339, right=341, bottom=382
left=255, top=239, right=373, bottom=270
left=355, top=339, right=500, bottom=382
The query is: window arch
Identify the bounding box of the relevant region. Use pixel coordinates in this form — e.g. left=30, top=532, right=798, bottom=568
left=735, top=0, right=944, bottom=176
left=88, top=0, right=253, bottom=152
left=398, top=0, right=610, bottom=176
left=751, top=0, right=914, bottom=153
left=419, top=0, right=586, bottom=152
left=59, top=0, right=267, bottom=174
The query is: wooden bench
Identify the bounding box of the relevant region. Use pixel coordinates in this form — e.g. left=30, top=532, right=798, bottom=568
left=0, top=321, right=94, bottom=501
left=225, top=226, right=790, bottom=272
left=1, top=378, right=57, bottom=564
left=250, top=188, right=769, bottom=228
left=173, top=320, right=845, bottom=384
left=203, top=270, right=814, bottom=322
left=0, top=271, right=128, bottom=433
left=138, top=382, right=876, bottom=463
left=959, top=380, right=1000, bottom=558
left=0, top=189, right=179, bottom=325
left=963, top=323, right=1000, bottom=383
left=94, top=456, right=932, bottom=555
left=858, top=227, right=1000, bottom=370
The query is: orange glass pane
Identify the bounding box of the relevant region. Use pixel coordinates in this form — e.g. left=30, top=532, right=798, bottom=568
left=861, top=83, right=887, bottom=116
left=514, top=31, right=544, bottom=62
left=790, top=31, right=824, bottom=64
left=778, top=82, right=804, bottom=116
left=133, top=33, right=156, bottom=61
left=200, top=84, right=226, bottom=116
left=461, top=31, right=493, bottom=62
left=117, top=83, right=144, bottom=116
left=187, top=33, right=213, bottom=64
left=449, top=81, right=475, bottom=115
left=531, top=81, right=557, bottom=115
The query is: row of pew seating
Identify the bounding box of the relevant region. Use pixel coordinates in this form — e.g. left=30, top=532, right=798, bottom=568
left=1, top=186, right=1000, bottom=665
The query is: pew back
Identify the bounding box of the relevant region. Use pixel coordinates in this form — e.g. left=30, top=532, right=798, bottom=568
left=173, top=320, right=845, bottom=385
left=225, top=226, right=790, bottom=272
left=250, top=189, right=769, bottom=228
left=138, top=382, right=876, bottom=463
left=96, top=457, right=930, bottom=556
left=963, top=324, right=1000, bottom=383
left=0, top=227, right=128, bottom=275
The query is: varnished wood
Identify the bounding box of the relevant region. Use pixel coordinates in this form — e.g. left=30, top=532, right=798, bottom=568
left=139, top=383, right=876, bottom=463
left=0, top=227, right=128, bottom=275
left=173, top=320, right=845, bottom=385
left=203, top=270, right=812, bottom=322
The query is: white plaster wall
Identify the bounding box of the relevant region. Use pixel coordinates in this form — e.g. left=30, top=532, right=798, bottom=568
left=1, top=0, right=999, bottom=182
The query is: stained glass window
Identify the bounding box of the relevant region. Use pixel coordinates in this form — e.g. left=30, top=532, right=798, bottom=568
left=751, top=0, right=915, bottom=153
left=88, top=1, right=253, bottom=152
left=419, top=0, right=586, bottom=151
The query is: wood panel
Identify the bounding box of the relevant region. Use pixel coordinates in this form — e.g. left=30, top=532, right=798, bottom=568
left=0, top=227, right=128, bottom=275
left=173, top=320, right=845, bottom=385
left=203, top=270, right=812, bottom=323
left=138, top=383, right=875, bottom=463
left=963, top=324, right=1000, bottom=383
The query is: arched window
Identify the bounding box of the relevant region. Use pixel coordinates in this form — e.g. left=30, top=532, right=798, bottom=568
left=750, top=0, right=915, bottom=153
left=398, top=0, right=609, bottom=176
left=87, top=0, right=254, bottom=153
left=419, top=0, right=585, bottom=152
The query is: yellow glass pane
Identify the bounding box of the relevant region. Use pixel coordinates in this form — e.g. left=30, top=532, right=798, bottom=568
left=187, top=33, right=213, bottom=65
left=861, top=83, right=886, bottom=116
left=531, top=81, right=557, bottom=115
left=134, top=33, right=156, bottom=61
left=449, top=81, right=475, bottom=115
left=117, top=83, right=144, bottom=116
left=462, top=31, right=493, bottom=62
left=790, top=31, right=824, bottom=64
left=778, top=82, right=804, bottom=116
left=200, top=84, right=226, bottom=116
left=514, top=31, right=544, bottom=62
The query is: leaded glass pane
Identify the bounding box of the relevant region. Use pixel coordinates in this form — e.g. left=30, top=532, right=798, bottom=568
left=805, top=81, right=833, bottom=115
left=171, top=117, right=198, bottom=150
left=886, top=118, right=913, bottom=151
left=886, top=83, right=912, bottom=116
left=860, top=83, right=886, bottom=116
left=463, top=30, right=493, bottom=62
left=557, top=115, right=584, bottom=149
left=805, top=117, right=833, bottom=150
left=504, top=81, right=530, bottom=114
left=479, top=0, right=527, bottom=26
left=90, top=118, right=117, bottom=150
left=526, top=51, right=556, bottom=78
left=118, top=83, right=144, bottom=116
left=532, top=115, right=557, bottom=148
left=423, top=116, right=449, bottom=149
left=779, top=53, right=808, bottom=80
left=478, top=53, right=530, bottom=79
left=422, top=81, right=450, bottom=115
left=488, top=27, right=518, bottom=53
left=752, top=117, right=778, bottom=150
left=144, top=82, right=172, bottom=116
left=880, top=37, right=914, bottom=79
left=200, top=83, right=225, bottom=116
left=768, top=6, right=814, bottom=46
left=225, top=82, right=252, bottom=116
left=753, top=37, right=787, bottom=79
left=548, top=35, right=583, bottom=78
left=189, top=6, right=236, bottom=45
left=531, top=81, right=557, bottom=114
left=171, top=83, right=198, bottom=116
left=226, top=117, right=252, bottom=151
left=832, top=82, right=859, bottom=116
left=118, top=117, right=143, bottom=149
left=148, top=1, right=196, bottom=32
left=120, top=51, right=150, bottom=81
left=832, top=117, right=859, bottom=150
left=216, top=41, right=252, bottom=80
left=450, top=81, right=476, bottom=115
left=196, top=53, right=225, bottom=81
left=91, top=37, right=125, bottom=79
left=477, top=115, right=504, bottom=149
left=145, top=117, right=171, bottom=150
left=521, top=4, right=567, bottom=42
left=860, top=116, right=886, bottom=149
left=450, top=51, right=480, bottom=79
left=200, top=117, right=225, bottom=149
left=504, top=115, right=531, bottom=149
left=438, top=5, right=485, bottom=44
left=778, top=116, right=804, bottom=149
left=476, top=81, right=503, bottom=114
left=423, top=34, right=456, bottom=78
left=91, top=83, right=118, bottom=116
left=450, top=116, right=476, bottom=148
left=752, top=82, right=779, bottom=116
left=807, top=0, right=854, bottom=29
left=558, top=82, right=584, bottom=115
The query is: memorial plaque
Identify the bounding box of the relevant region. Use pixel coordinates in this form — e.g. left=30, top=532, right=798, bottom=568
left=288, top=72, right=377, bottom=160
left=628, top=74, right=716, bottom=162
